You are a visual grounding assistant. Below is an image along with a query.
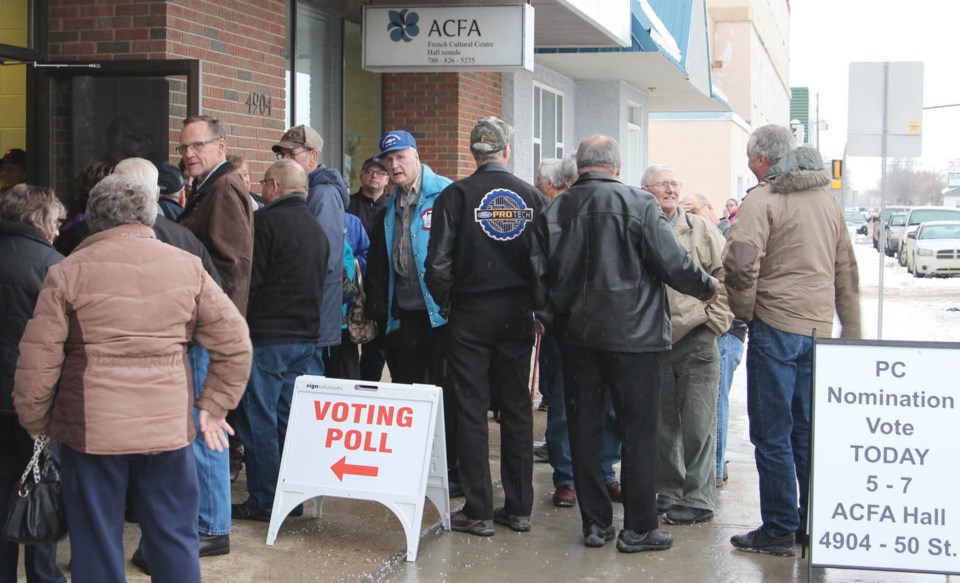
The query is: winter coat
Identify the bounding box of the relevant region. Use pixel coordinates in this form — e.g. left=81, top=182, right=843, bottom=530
left=531, top=171, right=715, bottom=353
left=722, top=146, right=861, bottom=338
left=14, top=224, right=252, bottom=455
left=0, top=222, right=63, bottom=415
left=307, top=165, right=348, bottom=347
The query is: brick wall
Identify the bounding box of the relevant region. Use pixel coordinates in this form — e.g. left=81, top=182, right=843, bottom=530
left=383, top=71, right=502, bottom=180
left=47, top=0, right=287, bottom=185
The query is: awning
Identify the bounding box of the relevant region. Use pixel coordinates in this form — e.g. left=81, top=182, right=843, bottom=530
left=535, top=0, right=729, bottom=113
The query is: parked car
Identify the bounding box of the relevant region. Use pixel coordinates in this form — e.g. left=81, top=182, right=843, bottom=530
left=872, top=205, right=910, bottom=250
left=905, top=220, right=960, bottom=278
left=883, top=213, right=907, bottom=257
left=844, top=210, right=868, bottom=238
left=898, top=206, right=960, bottom=266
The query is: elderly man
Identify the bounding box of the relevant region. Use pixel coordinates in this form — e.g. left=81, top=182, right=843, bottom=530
left=426, top=117, right=543, bottom=535
left=534, top=155, right=577, bottom=202
left=365, top=130, right=460, bottom=493
left=272, top=125, right=347, bottom=375
left=532, top=135, right=719, bottom=552
left=176, top=115, right=254, bottom=554
left=681, top=192, right=748, bottom=489
left=724, top=124, right=860, bottom=556
left=642, top=166, right=732, bottom=526
left=232, top=159, right=330, bottom=522
left=14, top=174, right=251, bottom=583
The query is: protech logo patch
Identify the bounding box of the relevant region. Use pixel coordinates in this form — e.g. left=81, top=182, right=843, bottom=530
left=473, top=189, right=533, bottom=241
left=387, top=9, right=420, bottom=42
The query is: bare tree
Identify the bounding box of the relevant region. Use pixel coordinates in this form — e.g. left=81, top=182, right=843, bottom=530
left=883, top=159, right=946, bottom=206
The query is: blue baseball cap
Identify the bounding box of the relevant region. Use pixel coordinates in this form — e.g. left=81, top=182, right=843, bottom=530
left=377, top=130, right=417, bottom=158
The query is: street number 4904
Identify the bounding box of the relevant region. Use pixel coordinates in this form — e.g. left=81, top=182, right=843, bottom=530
left=819, top=532, right=872, bottom=551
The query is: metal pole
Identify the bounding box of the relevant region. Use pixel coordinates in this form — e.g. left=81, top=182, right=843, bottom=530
left=877, top=62, right=889, bottom=341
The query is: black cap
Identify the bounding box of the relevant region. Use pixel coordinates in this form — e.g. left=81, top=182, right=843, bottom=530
left=1, top=148, right=26, bottom=167
left=362, top=157, right=386, bottom=172
left=157, top=162, right=185, bottom=195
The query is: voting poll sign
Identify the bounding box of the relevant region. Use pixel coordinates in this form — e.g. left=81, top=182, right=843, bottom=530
left=810, top=339, right=960, bottom=576
left=266, top=377, right=450, bottom=561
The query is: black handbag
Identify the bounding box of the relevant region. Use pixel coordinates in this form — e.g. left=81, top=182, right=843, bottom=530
left=347, top=259, right=378, bottom=345
left=2, top=433, right=68, bottom=545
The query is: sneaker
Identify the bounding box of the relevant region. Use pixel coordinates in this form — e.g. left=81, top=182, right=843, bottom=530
left=583, top=523, right=615, bottom=547
left=538, top=400, right=549, bottom=412
left=533, top=444, right=550, bottom=463
left=493, top=507, right=531, bottom=532
left=731, top=527, right=796, bottom=557
left=605, top=481, right=622, bottom=503
left=552, top=485, right=577, bottom=508
left=451, top=512, right=495, bottom=536
left=231, top=501, right=271, bottom=522
left=616, top=528, right=673, bottom=553
left=664, top=506, right=714, bottom=525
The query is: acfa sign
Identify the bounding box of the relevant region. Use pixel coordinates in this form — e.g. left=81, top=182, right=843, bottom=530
left=363, top=5, right=534, bottom=72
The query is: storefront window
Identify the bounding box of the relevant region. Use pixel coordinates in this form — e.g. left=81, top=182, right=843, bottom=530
left=533, top=83, right=564, bottom=170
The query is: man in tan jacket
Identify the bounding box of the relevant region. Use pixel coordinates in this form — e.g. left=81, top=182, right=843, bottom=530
left=643, top=165, right=733, bottom=527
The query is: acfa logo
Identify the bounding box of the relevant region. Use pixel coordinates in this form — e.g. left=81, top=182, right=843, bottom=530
left=387, top=9, right=420, bottom=43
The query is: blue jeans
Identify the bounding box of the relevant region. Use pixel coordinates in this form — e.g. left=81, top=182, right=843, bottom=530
left=746, top=317, right=813, bottom=537
left=189, top=345, right=231, bottom=536
left=716, top=332, right=745, bottom=478
left=236, top=342, right=315, bottom=510
left=541, top=334, right=621, bottom=488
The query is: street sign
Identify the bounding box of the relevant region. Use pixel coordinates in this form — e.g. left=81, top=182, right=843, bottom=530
left=266, top=377, right=450, bottom=562
left=810, top=339, right=960, bottom=576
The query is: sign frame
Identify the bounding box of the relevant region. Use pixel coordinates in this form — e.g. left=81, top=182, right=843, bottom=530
left=362, top=4, right=535, bottom=72
left=266, top=377, right=451, bottom=562
left=810, top=338, right=960, bottom=577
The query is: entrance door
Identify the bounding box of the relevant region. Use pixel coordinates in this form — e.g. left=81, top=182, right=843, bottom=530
left=30, top=60, right=200, bottom=205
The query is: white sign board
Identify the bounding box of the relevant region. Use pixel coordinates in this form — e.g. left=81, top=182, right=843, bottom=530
left=847, top=62, right=924, bottom=157
left=363, top=4, right=534, bottom=72
left=266, top=377, right=450, bottom=562
left=811, top=340, right=960, bottom=576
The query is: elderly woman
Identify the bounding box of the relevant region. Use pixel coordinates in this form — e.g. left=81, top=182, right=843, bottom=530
left=13, top=174, right=252, bottom=582
left=0, top=185, right=67, bottom=583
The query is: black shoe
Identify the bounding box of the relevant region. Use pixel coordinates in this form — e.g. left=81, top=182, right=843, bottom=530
left=289, top=503, right=304, bottom=517
left=731, top=527, right=796, bottom=557
left=131, top=548, right=150, bottom=575
left=533, top=444, right=550, bottom=463
left=198, top=534, right=230, bottom=557
left=616, top=529, right=673, bottom=553
left=231, top=501, right=271, bottom=522
left=493, top=507, right=531, bottom=532
left=664, top=506, right=714, bottom=525
left=583, top=524, right=615, bottom=548
left=451, top=512, right=495, bottom=536
left=656, top=496, right=675, bottom=514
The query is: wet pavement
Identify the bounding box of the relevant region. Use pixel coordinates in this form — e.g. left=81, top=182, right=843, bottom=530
left=24, top=363, right=960, bottom=582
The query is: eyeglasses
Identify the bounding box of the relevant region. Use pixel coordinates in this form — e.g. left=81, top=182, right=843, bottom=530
left=275, top=148, right=309, bottom=160
left=361, top=169, right=388, bottom=177
left=259, top=178, right=276, bottom=187
left=646, top=181, right=682, bottom=191
left=176, top=137, right=220, bottom=156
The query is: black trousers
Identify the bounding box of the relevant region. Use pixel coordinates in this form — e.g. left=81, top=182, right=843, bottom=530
left=359, top=320, right=392, bottom=382
left=387, top=309, right=458, bottom=479
left=447, top=298, right=535, bottom=519
left=322, top=329, right=361, bottom=380
left=561, top=345, right=662, bottom=533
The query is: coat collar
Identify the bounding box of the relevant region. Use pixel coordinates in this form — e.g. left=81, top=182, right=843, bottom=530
left=74, top=223, right=156, bottom=252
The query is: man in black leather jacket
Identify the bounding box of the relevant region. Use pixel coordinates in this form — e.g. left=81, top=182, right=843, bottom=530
left=530, top=135, right=719, bottom=553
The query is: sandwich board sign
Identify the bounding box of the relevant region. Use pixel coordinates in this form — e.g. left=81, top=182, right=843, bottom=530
left=266, top=376, right=450, bottom=561
left=810, top=339, right=960, bottom=577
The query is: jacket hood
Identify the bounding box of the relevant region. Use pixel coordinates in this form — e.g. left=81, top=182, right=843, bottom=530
left=309, top=164, right=346, bottom=187
left=765, top=146, right=831, bottom=194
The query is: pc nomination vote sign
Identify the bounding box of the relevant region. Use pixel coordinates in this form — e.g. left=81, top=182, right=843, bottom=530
left=363, top=4, right=534, bottom=72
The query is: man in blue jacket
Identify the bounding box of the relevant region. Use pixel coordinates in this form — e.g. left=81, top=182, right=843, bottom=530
left=364, top=130, right=461, bottom=495
left=272, top=125, right=347, bottom=375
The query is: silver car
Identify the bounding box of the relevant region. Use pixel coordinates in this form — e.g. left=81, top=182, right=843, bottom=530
left=882, top=213, right=907, bottom=257
left=898, top=206, right=960, bottom=266
left=905, top=220, right=960, bottom=278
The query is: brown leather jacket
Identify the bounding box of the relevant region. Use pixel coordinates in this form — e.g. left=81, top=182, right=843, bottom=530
left=14, top=225, right=252, bottom=454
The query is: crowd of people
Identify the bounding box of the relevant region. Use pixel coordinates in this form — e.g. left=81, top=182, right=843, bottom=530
left=0, top=119, right=860, bottom=579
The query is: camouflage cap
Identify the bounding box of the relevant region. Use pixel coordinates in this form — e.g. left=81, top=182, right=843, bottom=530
left=470, top=117, right=514, bottom=154
left=272, top=125, right=323, bottom=153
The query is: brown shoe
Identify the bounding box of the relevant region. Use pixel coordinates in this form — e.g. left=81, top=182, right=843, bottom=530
left=606, top=481, right=622, bottom=503
left=552, top=485, right=577, bottom=507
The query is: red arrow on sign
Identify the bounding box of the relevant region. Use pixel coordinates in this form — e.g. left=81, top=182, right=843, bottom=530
left=330, top=456, right=379, bottom=481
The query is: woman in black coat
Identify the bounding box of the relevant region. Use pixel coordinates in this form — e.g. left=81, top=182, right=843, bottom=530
left=0, top=184, right=67, bottom=583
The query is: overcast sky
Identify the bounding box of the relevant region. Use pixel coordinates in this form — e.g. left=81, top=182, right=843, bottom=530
left=789, top=0, right=960, bottom=192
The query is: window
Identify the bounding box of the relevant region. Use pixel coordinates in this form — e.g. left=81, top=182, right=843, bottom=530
left=533, top=83, right=563, bottom=169
left=623, top=104, right=644, bottom=187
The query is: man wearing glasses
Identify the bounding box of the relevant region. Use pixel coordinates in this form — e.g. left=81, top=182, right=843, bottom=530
left=176, top=114, right=254, bottom=559
left=272, top=125, right=348, bottom=377
left=642, top=166, right=732, bottom=528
